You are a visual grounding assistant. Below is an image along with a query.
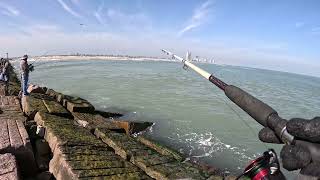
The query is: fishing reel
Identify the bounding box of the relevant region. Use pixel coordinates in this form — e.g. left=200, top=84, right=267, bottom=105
left=236, top=149, right=283, bottom=180
left=28, top=64, right=34, bottom=72
left=183, top=64, right=188, bottom=70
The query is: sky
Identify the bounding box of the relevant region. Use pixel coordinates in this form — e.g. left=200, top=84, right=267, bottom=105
left=0, top=0, right=319, bottom=77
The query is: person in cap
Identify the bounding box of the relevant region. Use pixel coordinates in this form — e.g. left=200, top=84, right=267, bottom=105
left=20, top=54, right=30, bottom=96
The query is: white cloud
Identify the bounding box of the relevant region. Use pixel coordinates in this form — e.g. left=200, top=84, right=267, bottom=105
left=178, top=0, right=213, bottom=36
left=56, top=0, right=82, bottom=18
left=311, top=27, right=320, bottom=35
left=0, top=2, right=20, bottom=17
left=94, top=1, right=106, bottom=25
left=94, top=12, right=104, bottom=25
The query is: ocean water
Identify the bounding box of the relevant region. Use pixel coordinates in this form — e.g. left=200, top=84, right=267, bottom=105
left=13, top=59, right=320, bottom=177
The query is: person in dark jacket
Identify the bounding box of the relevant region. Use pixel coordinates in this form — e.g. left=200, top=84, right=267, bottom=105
left=20, top=55, right=30, bottom=96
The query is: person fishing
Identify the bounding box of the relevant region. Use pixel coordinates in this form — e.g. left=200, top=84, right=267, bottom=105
left=20, top=54, right=30, bottom=96
left=0, top=58, right=10, bottom=94
left=162, top=49, right=320, bottom=180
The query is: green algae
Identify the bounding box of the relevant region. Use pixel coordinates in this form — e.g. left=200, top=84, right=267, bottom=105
left=76, top=167, right=140, bottom=178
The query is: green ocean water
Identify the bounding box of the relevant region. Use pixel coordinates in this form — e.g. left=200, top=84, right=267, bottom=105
left=14, top=59, right=320, bottom=177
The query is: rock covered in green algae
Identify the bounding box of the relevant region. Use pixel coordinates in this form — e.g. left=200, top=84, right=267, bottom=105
left=94, top=128, right=216, bottom=180
left=45, top=90, right=95, bottom=113
left=22, top=92, right=71, bottom=119
left=45, top=88, right=60, bottom=99
left=63, top=96, right=95, bottom=113
left=136, top=136, right=183, bottom=161
left=72, top=112, right=121, bottom=131
left=72, top=111, right=154, bottom=135
left=22, top=95, right=48, bottom=119
left=34, top=112, right=151, bottom=179
left=42, top=99, right=71, bottom=118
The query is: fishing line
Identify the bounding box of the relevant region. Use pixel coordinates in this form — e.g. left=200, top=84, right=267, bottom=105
left=31, top=49, right=59, bottom=67
left=219, top=96, right=269, bottom=150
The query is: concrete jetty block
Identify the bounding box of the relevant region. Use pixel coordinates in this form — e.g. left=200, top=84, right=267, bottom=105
left=72, top=112, right=123, bottom=131
left=45, top=88, right=59, bottom=99
left=34, top=112, right=151, bottom=179
left=0, top=153, right=20, bottom=180
left=0, top=118, right=37, bottom=177
left=28, top=84, right=46, bottom=94
left=136, top=136, right=183, bottom=161
left=65, top=96, right=95, bottom=113
left=94, top=128, right=210, bottom=179
left=42, top=99, right=71, bottom=118
left=56, top=93, right=64, bottom=103
left=95, top=110, right=123, bottom=118
left=72, top=111, right=153, bottom=135
left=22, top=95, right=48, bottom=119
left=0, top=96, right=21, bottom=112
left=22, top=93, right=71, bottom=119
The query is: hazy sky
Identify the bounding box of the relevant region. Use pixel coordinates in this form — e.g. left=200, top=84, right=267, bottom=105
left=0, top=0, right=319, bottom=77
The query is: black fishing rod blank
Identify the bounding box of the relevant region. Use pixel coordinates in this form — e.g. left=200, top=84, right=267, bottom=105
left=161, top=49, right=320, bottom=163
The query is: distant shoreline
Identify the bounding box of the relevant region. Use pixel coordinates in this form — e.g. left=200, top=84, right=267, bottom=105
left=34, top=55, right=170, bottom=62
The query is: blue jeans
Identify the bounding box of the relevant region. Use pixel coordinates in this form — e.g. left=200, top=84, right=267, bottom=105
left=21, top=74, right=29, bottom=95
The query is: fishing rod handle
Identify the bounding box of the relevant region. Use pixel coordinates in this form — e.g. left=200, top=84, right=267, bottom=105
left=225, top=85, right=320, bottom=162
left=225, top=85, right=295, bottom=143
left=224, top=85, right=276, bottom=127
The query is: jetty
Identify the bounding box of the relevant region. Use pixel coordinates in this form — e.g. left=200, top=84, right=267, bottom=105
left=0, top=61, right=235, bottom=180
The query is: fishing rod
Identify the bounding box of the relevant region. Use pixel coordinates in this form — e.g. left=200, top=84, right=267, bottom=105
left=161, top=49, right=320, bottom=178
left=29, top=50, right=54, bottom=68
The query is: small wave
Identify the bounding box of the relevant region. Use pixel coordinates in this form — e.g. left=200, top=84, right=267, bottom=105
left=167, top=130, right=260, bottom=169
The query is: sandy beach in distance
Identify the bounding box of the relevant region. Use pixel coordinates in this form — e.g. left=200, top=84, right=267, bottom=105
left=32, top=55, right=171, bottom=62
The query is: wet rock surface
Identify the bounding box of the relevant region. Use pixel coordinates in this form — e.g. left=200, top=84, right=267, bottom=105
left=136, top=136, right=183, bottom=161
left=111, top=119, right=154, bottom=135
